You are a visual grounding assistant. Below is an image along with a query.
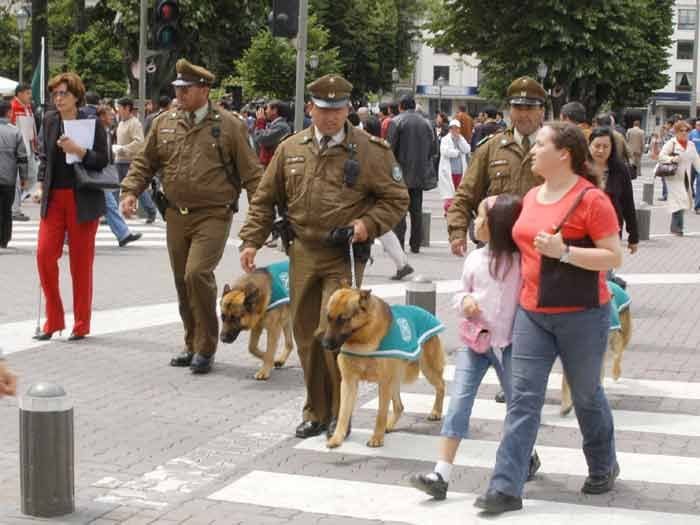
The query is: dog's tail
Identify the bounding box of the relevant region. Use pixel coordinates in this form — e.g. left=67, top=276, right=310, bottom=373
left=619, top=308, right=632, bottom=349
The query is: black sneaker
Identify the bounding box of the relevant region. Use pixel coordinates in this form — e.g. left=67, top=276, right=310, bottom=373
left=12, top=212, right=30, bottom=222
left=390, top=264, right=414, bottom=281
left=409, top=472, right=448, bottom=500
left=474, top=490, right=522, bottom=514
left=527, top=450, right=541, bottom=481
left=494, top=390, right=506, bottom=403
left=581, top=462, right=620, bottom=494
left=119, top=232, right=143, bottom=247
left=145, top=215, right=156, bottom=224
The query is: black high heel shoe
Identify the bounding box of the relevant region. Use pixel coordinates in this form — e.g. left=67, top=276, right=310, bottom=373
left=32, top=331, right=54, bottom=341
left=68, top=333, right=86, bottom=341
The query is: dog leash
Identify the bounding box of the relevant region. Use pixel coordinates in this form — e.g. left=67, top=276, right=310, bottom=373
left=348, top=237, right=357, bottom=289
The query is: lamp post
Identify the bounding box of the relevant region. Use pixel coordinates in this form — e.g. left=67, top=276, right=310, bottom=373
left=16, top=6, right=30, bottom=84
left=391, top=67, right=399, bottom=99
left=537, top=61, right=549, bottom=119
left=410, top=39, right=421, bottom=93
left=437, top=75, right=445, bottom=113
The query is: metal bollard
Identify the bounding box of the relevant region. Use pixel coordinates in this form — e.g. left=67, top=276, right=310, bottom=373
left=420, top=211, right=431, bottom=248
left=642, top=182, right=654, bottom=206
left=20, top=383, right=74, bottom=518
left=636, top=206, right=651, bottom=241
left=405, top=275, right=436, bottom=315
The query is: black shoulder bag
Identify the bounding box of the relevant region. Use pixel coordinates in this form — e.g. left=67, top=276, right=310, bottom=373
left=537, top=187, right=600, bottom=309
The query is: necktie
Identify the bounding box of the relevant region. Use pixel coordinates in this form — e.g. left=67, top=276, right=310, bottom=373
left=189, top=112, right=196, bottom=126
left=522, top=135, right=531, bottom=153
left=320, top=135, right=332, bottom=151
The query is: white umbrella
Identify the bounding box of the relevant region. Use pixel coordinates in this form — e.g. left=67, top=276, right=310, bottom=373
left=0, top=76, right=18, bottom=97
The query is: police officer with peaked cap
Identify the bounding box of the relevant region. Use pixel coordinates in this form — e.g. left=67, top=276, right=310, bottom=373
left=239, top=74, right=409, bottom=439
left=446, top=76, right=546, bottom=257
left=121, top=59, right=263, bottom=374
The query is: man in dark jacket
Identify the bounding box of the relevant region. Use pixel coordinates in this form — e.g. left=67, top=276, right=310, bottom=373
left=254, top=100, right=292, bottom=166
left=386, top=95, right=436, bottom=253
left=0, top=100, right=28, bottom=248
left=470, top=106, right=501, bottom=152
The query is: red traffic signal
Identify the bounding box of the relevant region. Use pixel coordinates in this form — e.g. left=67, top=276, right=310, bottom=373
left=153, top=0, right=180, bottom=50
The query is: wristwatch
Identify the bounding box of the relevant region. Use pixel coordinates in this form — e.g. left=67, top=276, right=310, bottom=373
left=559, top=244, right=571, bottom=264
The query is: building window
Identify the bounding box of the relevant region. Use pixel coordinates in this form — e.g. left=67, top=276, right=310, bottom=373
left=678, top=41, right=694, bottom=60
left=676, top=72, right=693, bottom=91
left=434, top=47, right=448, bottom=55
left=433, top=66, right=449, bottom=85
left=678, top=9, right=697, bottom=30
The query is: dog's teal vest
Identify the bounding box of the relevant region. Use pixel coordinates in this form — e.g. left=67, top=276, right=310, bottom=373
left=266, top=260, right=290, bottom=311
left=607, top=280, right=630, bottom=332
left=341, top=305, right=445, bottom=361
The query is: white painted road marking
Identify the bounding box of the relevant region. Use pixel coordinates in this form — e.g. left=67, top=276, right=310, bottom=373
left=3, top=273, right=700, bottom=356
left=296, top=429, right=700, bottom=486
left=433, top=366, right=700, bottom=400
left=362, top=393, right=700, bottom=437
left=208, top=471, right=697, bottom=525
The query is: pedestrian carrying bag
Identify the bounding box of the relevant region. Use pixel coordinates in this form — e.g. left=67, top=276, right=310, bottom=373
left=537, top=187, right=600, bottom=309
left=458, top=318, right=491, bottom=353
left=74, top=163, right=120, bottom=190
left=654, top=144, right=678, bottom=178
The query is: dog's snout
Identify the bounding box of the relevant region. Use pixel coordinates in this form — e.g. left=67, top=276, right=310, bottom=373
left=220, top=330, right=241, bottom=344
left=321, top=337, right=339, bottom=351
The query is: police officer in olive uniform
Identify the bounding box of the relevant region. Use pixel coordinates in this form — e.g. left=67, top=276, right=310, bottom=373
left=447, top=76, right=546, bottom=257
left=121, top=59, right=262, bottom=374
left=239, top=74, right=409, bottom=438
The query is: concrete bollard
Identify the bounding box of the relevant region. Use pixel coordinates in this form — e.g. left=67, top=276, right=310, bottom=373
left=406, top=275, right=436, bottom=315
left=636, top=206, right=651, bottom=241
left=20, top=383, right=74, bottom=518
left=642, top=183, right=654, bottom=206
left=420, top=211, right=431, bottom=248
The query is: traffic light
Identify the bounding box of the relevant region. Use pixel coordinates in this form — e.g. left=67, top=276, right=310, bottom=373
left=269, top=0, right=299, bottom=39
left=153, top=0, right=180, bottom=50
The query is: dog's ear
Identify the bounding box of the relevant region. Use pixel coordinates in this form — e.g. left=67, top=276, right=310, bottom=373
left=243, top=286, right=260, bottom=312
left=359, top=289, right=372, bottom=308
left=222, top=283, right=231, bottom=298
left=339, top=278, right=350, bottom=289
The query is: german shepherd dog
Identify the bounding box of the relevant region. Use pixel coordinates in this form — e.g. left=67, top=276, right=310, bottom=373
left=220, top=269, right=294, bottom=380
left=560, top=307, right=632, bottom=416
left=322, top=286, right=446, bottom=449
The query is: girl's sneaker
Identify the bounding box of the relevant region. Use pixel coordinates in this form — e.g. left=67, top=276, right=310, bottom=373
left=409, top=472, right=448, bottom=500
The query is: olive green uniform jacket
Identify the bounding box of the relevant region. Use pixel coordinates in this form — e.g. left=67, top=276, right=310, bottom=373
left=446, top=128, right=543, bottom=242
left=239, top=124, right=409, bottom=248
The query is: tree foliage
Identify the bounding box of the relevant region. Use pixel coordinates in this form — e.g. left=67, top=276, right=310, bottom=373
left=234, top=18, right=342, bottom=100
left=65, top=22, right=125, bottom=98
left=427, top=0, right=674, bottom=117
left=311, top=0, right=424, bottom=97
left=0, top=6, right=31, bottom=82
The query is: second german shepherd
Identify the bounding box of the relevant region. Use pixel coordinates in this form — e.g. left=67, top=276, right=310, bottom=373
left=220, top=263, right=294, bottom=380
left=322, top=286, right=446, bottom=449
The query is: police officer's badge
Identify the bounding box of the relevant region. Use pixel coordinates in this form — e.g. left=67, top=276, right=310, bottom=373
left=392, top=165, right=403, bottom=182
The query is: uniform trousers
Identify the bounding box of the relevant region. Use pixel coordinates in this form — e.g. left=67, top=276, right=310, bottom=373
left=165, top=207, right=232, bottom=357
left=289, top=240, right=365, bottom=425
left=37, top=188, right=99, bottom=336
left=0, top=185, right=15, bottom=247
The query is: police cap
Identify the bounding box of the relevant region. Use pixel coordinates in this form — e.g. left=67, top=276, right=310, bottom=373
left=308, top=74, right=353, bottom=109
left=172, top=59, right=215, bottom=87
left=506, top=76, right=546, bottom=106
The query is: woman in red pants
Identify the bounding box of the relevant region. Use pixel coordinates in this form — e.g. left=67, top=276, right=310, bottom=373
left=31, top=72, right=108, bottom=341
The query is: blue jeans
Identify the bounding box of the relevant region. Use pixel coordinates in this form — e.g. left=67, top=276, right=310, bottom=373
left=489, top=304, right=615, bottom=497
left=441, top=346, right=511, bottom=439
left=104, top=190, right=130, bottom=242
left=671, top=210, right=684, bottom=233
left=661, top=176, right=668, bottom=200
left=694, top=168, right=700, bottom=210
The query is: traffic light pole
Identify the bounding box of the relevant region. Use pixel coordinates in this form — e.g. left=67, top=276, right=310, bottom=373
left=293, top=0, right=308, bottom=133
left=138, top=0, right=148, bottom=123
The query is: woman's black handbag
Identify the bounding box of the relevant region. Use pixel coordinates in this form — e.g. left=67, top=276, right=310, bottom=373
left=537, top=187, right=600, bottom=309
left=654, top=160, right=678, bottom=178
left=74, top=163, right=120, bottom=190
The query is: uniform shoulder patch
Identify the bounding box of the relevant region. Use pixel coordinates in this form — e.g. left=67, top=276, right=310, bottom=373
left=391, top=165, right=403, bottom=182
left=369, top=135, right=391, bottom=149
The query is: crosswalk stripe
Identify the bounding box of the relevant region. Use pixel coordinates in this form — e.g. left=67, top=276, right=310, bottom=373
left=11, top=233, right=167, bottom=239
left=362, top=393, right=700, bottom=437
left=208, top=470, right=697, bottom=525
left=5, top=239, right=242, bottom=249
left=434, top=366, right=700, bottom=400
left=296, top=428, right=700, bottom=486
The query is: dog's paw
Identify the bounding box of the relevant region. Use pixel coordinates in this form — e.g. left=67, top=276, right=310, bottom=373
left=366, top=435, right=384, bottom=448
left=274, top=360, right=285, bottom=368
left=254, top=369, right=271, bottom=380
left=326, top=437, right=343, bottom=449
left=427, top=412, right=442, bottom=421
left=560, top=405, right=573, bottom=417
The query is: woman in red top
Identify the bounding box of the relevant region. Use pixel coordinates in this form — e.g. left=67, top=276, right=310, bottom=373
left=475, top=122, right=623, bottom=515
